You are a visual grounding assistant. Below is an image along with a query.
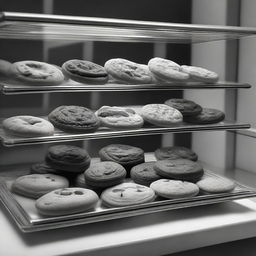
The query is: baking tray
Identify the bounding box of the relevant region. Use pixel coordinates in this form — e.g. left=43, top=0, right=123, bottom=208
left=0, top=80, right=251, bottom=95
left=0, top=160, right=256, bottom=232
left=0, top=119, right=250, bottom=147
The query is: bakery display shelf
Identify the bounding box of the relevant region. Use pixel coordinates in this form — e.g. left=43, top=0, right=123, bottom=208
left=1, top=12, right=256, bottom=43
left=0, top=80, right=251, bottom=95
left=0, top=120, right=250, bottom=147
left=0, top=159, right=255, bottom=233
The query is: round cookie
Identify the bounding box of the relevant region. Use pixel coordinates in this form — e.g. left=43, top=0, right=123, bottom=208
left=9, top=60, right=65, bottom=85
left=164, top=98, right=202, bottom=117
left=30, top=162, right=59, bottom=174
left=3, top=115, right=54, bottom=137
left=95, top=106, right=144, bottom=129
left=104, top=58, right=153, bottom=84
left=99, top=144, right=145, bottom=173
left=101, top=182, right=155, bottom=207
left=150, top=179, right=199, bottom=199
left=35, top=187, right=99, bottom=216
left=196, top=177, right=236, bottom=194
left=130, top=162, right=161, bottom=186
left=154, top=146, right=198, bottom=161
left=62, top=59, right=109, bottom=84
left=154, top=159, right=204, bottom=182
left=148, top=57, right=189, bottom=82
left=181, top=65, right=219, bottom=83
left=141, top=104, right=183, bottom=127
left=84, top=161, right=127, bottom=188
left=45, top=145, right=91, bottom=174
left=0, top=59, right=12, bottom=78
left=11, top=174, right=69, bottom=199
left=48, top=105, right=100, bottom=132
left=184, top=108, right=225, bottom=124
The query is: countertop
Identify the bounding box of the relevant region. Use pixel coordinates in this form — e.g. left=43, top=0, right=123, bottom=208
left=1, top=198, right=256, bottom=256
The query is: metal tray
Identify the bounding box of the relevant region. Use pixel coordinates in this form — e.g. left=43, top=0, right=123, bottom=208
left=0, top=119, right=250, bottom=147
left=0, top=160, right=255, bottom=233
left=1, top=12, right=256, bottom=43
left=0, top=79, right=251, bottom=95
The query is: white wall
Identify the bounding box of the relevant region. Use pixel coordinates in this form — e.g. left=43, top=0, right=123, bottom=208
left=236, top=0, right=256, bottom=173
left=185, top=0, right=229, bottom=170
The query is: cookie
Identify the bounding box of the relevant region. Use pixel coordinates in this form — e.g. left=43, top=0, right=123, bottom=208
left=99, top=144, right=145, bottom=174
left=164, top=98, right=202, bottom=117
left=95, top=106, right=144, bottom=129
left=141, top=104, right=183, bottom=127
left=45, top=145, right=91, bottom=174
left=154, top=159, right=204, bottom=182
left=35, top=187, right=99, bottom=216
left=9, top=60, right=65, bottom=85
left=101, top=182, right=155, bottom=207
left=130, top=162, right=161, bottom=186
left=196, top=177, right=236, bottom=194
left=150, top=179, right=199, bottom=199
left=3, top=115, right=54, bottom=137
left=62, top=59, right=109, bottom=84
left=11, top=174, right=69, bottom=199
left=104, top=58, right=153, bottom=84
left=148, top=57, right=189, bottom=82
left=0, top=59, right=12, bottom=78
left=48, top=105, right=100, bottom=132
left=30, top=162, right=59, bottom=174
left=181, top=65, right=219, bottom=83
left=154, top=146, right=198, bottom=161
left=184, top=108, right=225, bottom=124
left=84, top=161, right=126, bottom=188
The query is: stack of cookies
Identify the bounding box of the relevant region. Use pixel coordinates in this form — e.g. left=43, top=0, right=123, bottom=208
left=10, top=143, right=236, bottom=217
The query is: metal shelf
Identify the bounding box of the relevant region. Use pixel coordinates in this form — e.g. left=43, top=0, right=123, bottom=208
left=0, top=157, right=255, bottom=232
left=0, top=120, right=250, bottom=147
left=1, top=12, right=256, bottom=43
left=0, top=80, right=251, bottom=95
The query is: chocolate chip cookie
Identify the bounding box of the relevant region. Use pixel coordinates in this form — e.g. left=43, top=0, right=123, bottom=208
left=36, top=187, right=99, bottom=216
left=130, top=162, right=161, bottom=186
left=99, top=144, right=145, bottom=174
left=104, top=58, right=153, bottom=84
left=45, top=145, right=91, bottom=174
left=62, top=59, right=109, bottom=84
left=154, top=146, right=198, bottom=161
left=154, top=159, right=204, bottom=182
left=48, top=105, right=100, bottom=132
left=84, top=161, right=127, bottom=188
left=141, top=104, right=183, bottom=127
left=95, top=106, right=144, bottom=129
left=164, top=98, right=202, bottom=117
left=11, top=174, right=69, bottom=199
left=101, top=182, right=155, bottom=207
left=184, top=108, right=225, bottom=124
left=150, top=179, right=199, bottom=199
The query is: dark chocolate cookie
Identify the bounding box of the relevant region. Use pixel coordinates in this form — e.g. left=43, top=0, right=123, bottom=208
left=48, top=105, right=100, bottom=132
left=62, top=59, right=109, bottom=84
left=184, top=108, right=225, bottom=124
left=84, top=161, right=127, bottom=188
left=45, top=145, right=91, bottom=174
left=130, top=161, right=161, bottom=186
left=99, top=144, right=145, bottom=174
left=154, top=159, right=204, bottom=182
left=164, top=98, right=202, bottom=117
left=154, top=146, right=198, bottom=161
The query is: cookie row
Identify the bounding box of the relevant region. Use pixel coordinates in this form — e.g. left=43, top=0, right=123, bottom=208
left=10, top=144, right=236, bottom=216
left=0, top=57, right=219, bottom=86
left=2, top=102, right=225, bottom=138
